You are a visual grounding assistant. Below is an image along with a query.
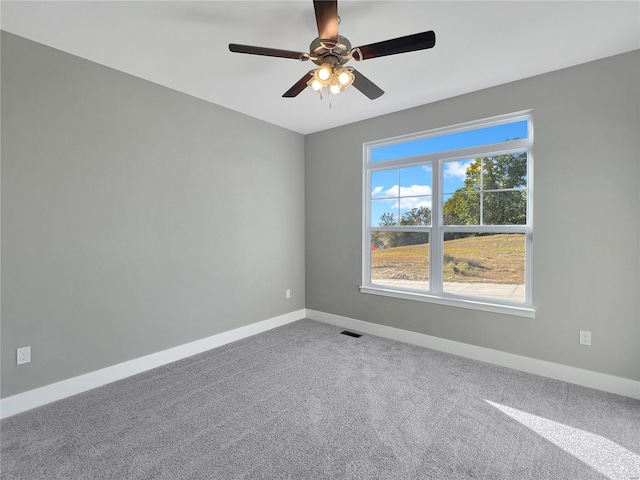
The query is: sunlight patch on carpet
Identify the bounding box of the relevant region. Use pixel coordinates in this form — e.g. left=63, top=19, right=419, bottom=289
left=485, top=400, right=640, bottom=480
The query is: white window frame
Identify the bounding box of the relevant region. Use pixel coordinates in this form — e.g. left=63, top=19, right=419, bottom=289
left=361, top=111, right=535, bottom=318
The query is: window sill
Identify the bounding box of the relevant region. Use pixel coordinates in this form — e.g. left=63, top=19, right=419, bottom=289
left=359, top=285, right=535, bottom=318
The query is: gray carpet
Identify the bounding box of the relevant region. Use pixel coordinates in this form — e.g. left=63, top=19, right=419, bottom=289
left=1, top=319, right=639, bottom=479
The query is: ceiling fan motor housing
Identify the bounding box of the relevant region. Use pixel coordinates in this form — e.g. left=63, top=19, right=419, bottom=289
left=310, top=36, right=352, bottom=65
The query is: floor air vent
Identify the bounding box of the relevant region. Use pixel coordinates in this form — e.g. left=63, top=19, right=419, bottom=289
left=340, top=331, right=362, bottom=338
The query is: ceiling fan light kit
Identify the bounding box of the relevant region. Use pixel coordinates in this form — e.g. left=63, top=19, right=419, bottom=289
left=307, top=59, right=354, bottom=97
left=229, top=0, right=436, bottom=100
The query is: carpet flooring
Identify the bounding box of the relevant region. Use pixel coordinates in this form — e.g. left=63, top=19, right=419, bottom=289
left=2, top=319, right=639, bottom=479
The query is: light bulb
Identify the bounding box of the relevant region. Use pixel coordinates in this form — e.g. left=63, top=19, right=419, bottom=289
left=330, top=84, right=341, bottom=95
left=311, top=79, right=323, bottom=91
left=338, top=71, right=351, bottom=85
left=317, top=65, right=331, bottom=81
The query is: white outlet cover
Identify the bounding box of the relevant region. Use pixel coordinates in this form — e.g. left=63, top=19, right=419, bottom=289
left=579, top=330, right=592, bottom=346
left=17, top=346, right=31, bottom=365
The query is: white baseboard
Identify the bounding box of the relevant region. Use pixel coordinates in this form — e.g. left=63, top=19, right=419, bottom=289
left=4, top=307, right=637, bottom=419
left=305, top=309, right=640, bottom=400
left=0, top=309, right=306, bottom=419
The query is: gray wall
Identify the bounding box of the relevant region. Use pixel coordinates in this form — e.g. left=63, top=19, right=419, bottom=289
left=2, top=30, right=638, bottom=400
left=1, top=32, right=305, bottom=398
left=306, top=50, right=640, bottom=381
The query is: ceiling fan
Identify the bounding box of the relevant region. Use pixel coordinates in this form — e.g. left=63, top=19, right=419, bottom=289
left=229, top=0, right=436, bottom=100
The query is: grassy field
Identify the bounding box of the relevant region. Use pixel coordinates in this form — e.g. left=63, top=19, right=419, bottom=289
left=371, top=234, right=524, bottom=284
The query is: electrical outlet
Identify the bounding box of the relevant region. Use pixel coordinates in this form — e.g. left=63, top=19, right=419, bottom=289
left=579, top=330, right=591, bottom=346
left=285, top=289, right=291, bottom=299
left=17, top=346, right=31, bottom=365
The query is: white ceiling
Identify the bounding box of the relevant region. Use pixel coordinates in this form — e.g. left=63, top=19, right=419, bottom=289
left=2, top=1, right=639, bottom=134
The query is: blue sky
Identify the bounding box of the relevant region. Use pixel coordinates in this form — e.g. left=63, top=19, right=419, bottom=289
left=371, top=121, right=528, bottom=162
left=370, top=120, right=527, bottom=226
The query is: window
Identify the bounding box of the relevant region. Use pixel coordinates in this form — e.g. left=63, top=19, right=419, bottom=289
left=362, top=112, right=533, bottom=316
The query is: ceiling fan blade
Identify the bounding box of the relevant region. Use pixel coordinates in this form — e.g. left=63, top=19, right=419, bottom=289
left=351, top=69, right=384, bottom=100
left=354, top=31, right=436, bottom=60
left=282, top=71, right=315, bottom=97
left=229, top=44, right=306, bottom=60
left=313, top=0, right=339, bottom=42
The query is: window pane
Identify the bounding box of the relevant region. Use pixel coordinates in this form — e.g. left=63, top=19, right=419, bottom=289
left=371, top=233, right=430, bottom=290
left=371, top=198, right=398, bottom=226
left=483, top=191, right=527, bottom=225
left=442, top=233, right=524, bottom=302
left=399, top=197, right=432, bottom=226
left=443, top=192, right=480, bottom=225
left=482, top=152, right=527, bottom=190
left=398, top=165, right=432, bottom=226
left=371, top=120, right=528, bottom=162
left=371, top=169, right=398, bottom=198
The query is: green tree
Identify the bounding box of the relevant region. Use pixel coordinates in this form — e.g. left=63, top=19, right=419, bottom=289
left=379, top=212, right=396, bottom=226
left=400, top=207, right=431, bottom=227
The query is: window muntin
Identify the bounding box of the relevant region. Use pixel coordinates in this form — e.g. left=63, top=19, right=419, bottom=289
left=363, top=113, right=533, bottom=312
left=442, top=152, right=527, bottom=226
left=370, top=164, right=432, bottom=226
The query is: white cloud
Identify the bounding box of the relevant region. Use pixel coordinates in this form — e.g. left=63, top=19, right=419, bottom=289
left=399, top=197, right=432, bottom=211
left=373, top=184, right=433, bottom=211
left=444, top=160, right=473, bottom=180
left=398, top=184, right=432, bottom=197
left=384, top=185, right=399, bottom=197
left=372, top=184, right=432, bottom=198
